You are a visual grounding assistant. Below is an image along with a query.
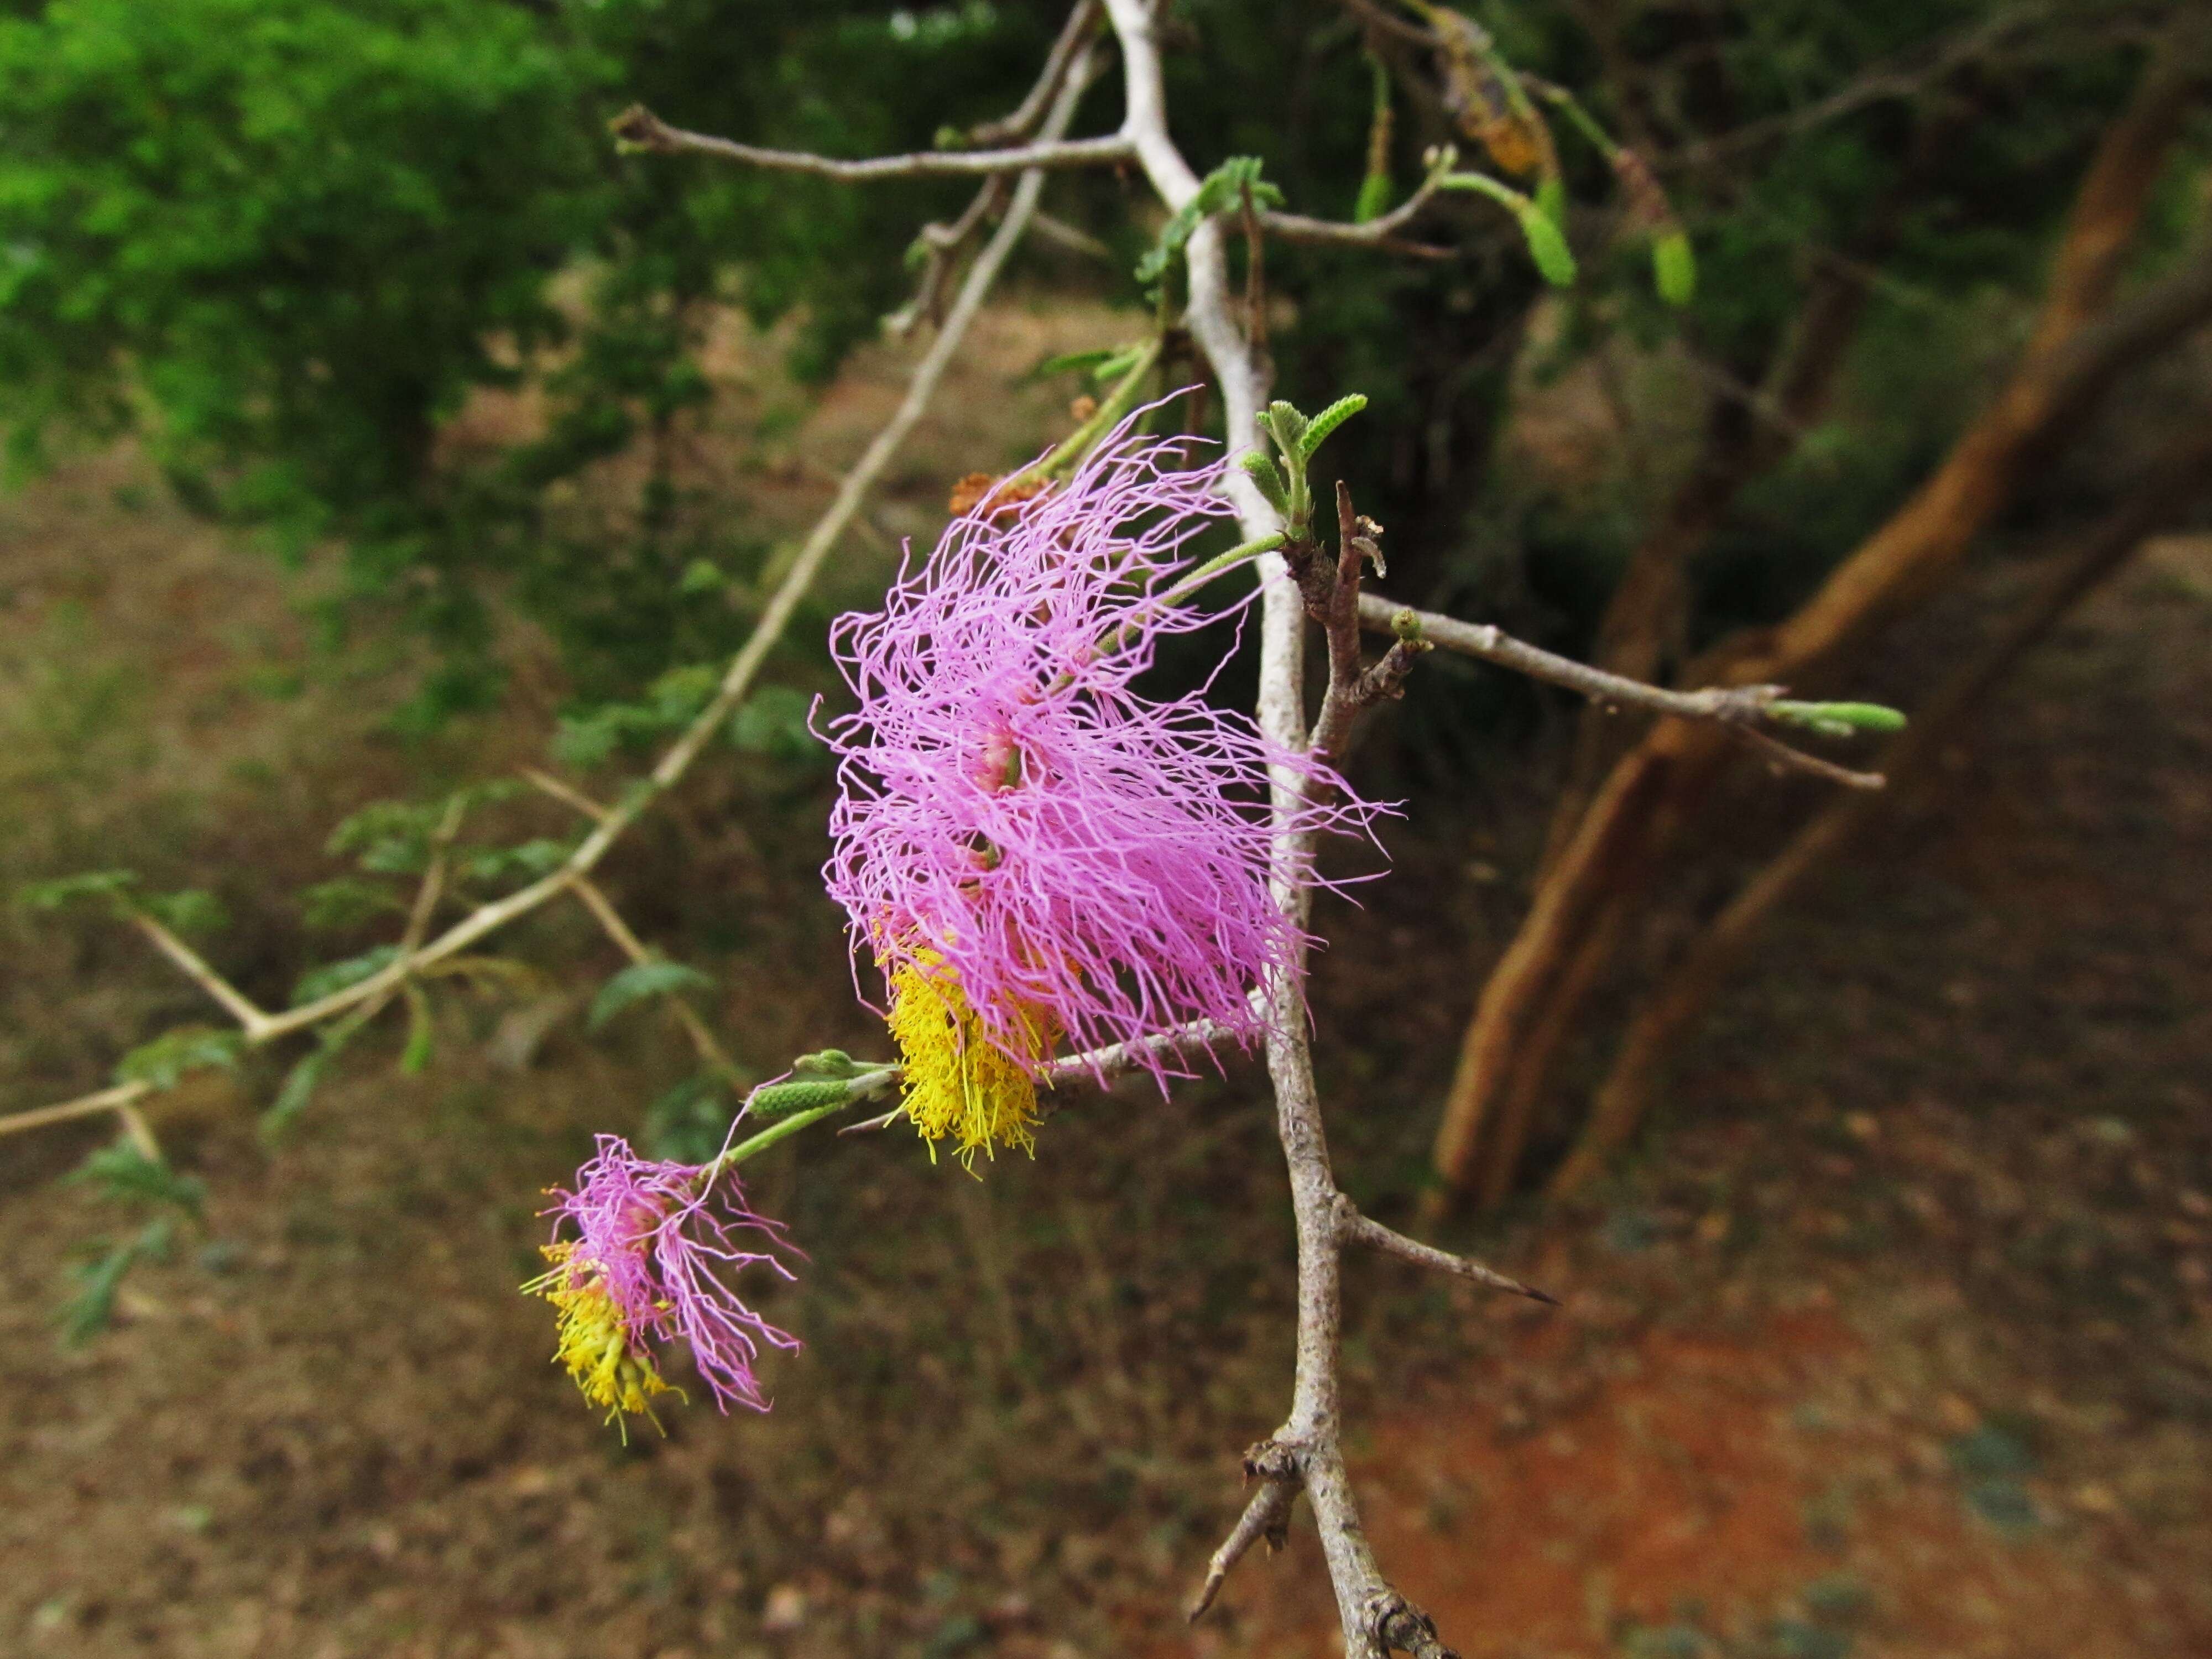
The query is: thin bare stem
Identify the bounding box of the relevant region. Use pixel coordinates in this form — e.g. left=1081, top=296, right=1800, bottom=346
left=572, top=878, right=739, bottom=1078
left=1044, top=1016, right=1245, bottom=1088
left=835, top=1013, right=1250, bottom=1138
left=1107, top=3, right=1461, bottom=1652
left=116, top=1103, right=163, bottom=1163
left=333, top=793, right=469, bottom=1046
left=838, top=1106, right=906, bottom=1138
left=401, top=796, right=467, bottom=953
left=1031, top=211, right=1115, bottom=260
left=963, top=0, right=1104, bottom=148
left=128, top=913, right=273, bottom=1040
left=1734, top=723, right=1888, bottom=790
left=1335, top=1195, right=1558, bottom=1303
left=1356, top=592, right=1887, bottom=787
left=520, top=766, right=610, bottom=823
left=1258, top=165, right=1454, bottom=255
left=0, top=1081, right=155, bottom=1141
left=609, top=105, right=1133, bottom=181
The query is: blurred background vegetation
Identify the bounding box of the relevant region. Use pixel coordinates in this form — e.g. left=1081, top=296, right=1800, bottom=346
left=3, top=2, right=2209, bottom=1656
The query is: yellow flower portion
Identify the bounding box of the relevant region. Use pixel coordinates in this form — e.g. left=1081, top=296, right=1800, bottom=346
left=886, top=952, right=1055, bottom=1168
left=523, top=1241, right=680, bottom=1438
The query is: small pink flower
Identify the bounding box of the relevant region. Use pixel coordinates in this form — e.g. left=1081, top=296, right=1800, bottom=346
left=537, top=1135, right=800, bottom=1415
left=821, top=420, right=1381, bottom=1102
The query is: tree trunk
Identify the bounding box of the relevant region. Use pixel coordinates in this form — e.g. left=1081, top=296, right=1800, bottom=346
left=1551, top=424, right=2212, bottom=1197
left=1538, top=109, right=1958, bottom=875
left=1427, top=30, right=2212, bottom=1209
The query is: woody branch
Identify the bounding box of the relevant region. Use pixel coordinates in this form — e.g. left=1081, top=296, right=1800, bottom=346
left=1105, top=3, right=1532, bottom=1654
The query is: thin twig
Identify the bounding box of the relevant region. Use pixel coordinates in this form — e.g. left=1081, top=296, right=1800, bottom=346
left=838, top=1105, right=905, bottom=1138
left=336, top=792, right=469, bottom=1046
left=1734, top=723, right=1888, bottom=790
left=888, top=175, right=1012, bottom=337
left=1258, top=166, right=1454, bottom=256
left=609, top=105, right=1133, bottom=180
left=1337, top=0, right=1440, bottom=48
left=1044, top=1015, right=1241, bottom=1086
left=572, top=877, right=739, bottom=1077
left=1188, top=1443, right=1301, bottom=1620
left=401, top=796, right=467, bottom=954
left=1671, top=5, right=2047, bottom=168
left=115, top=1104, right=163, bottom=1164
left=1335, top=1195, right=1558, bottom=1303
left=1355, top=592, right=1887, bottom=787
left=1030, top=211, right=1115, bottom=260
left=1242, top=180, right=1269, bottom=353
left=521, top=766, right=609, bottom=823
left=963, top=0, right=1104, bottom=148
left=127, top=913, right=273, bottom=1040
left=833, top=1013, right=1247, bottom=1136
left=0, top=1080, right=155, bottom=1141
left=1306, top=482, right=1425, bottom=765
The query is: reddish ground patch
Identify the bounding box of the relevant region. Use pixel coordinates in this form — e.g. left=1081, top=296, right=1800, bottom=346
left=1172, top=1293, right=2206, bottom=1658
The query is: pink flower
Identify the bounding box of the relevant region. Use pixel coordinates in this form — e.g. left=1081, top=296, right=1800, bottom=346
left=820, top=422, right=1380, bottom=1130
left=528, top=1135, right=799, bottom=1421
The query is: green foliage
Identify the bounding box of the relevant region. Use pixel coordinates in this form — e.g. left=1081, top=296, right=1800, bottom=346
left=399, top=982, right=436, bottom=1076
left=1353, top=169, right=1395, bottom=226
left=113, top=1026, right=244, bottom=1090
left=291, top=944, right=401, bottom=1008
left=267, top=1044, right=336, bottom=1134
left=66, top=1141, right=207, bottom=1218
left=19, top=869, right=137, bottom=912
left=327, top=799, right=443, bottom=875
left=0, top=0, right=596, bottom=607
left=143, top=889, right=229, bottom=937
left=648, top=662, right=722, bottom=726
left=790, top=1048, right=867, bottom=1078
left=1437, top=171, right=1578, bottom=286
left=1298, top=394, right=1369, bottom=461
left=1253, top=392, right=1369, bottom=538
left=56, top=1137, right=209, bottom=1344
left=1030, top=345, right=1148, bottom=382
left=553, top=703, right=667, bottom=770
left=1768, top=700, right=1908, bottom=738
left=730, top=685, right=822, bottom=761
left=1240, top=450, right=1292, bottom=518
left=58, top=1220, right=174, bottom=1346
left=0, top=0, right=2167, bottom=755
left=1136, top=156, right=1284, bottom=285
left=0, top=0, right=1066, bottom=706
left=263, top=1020, right=361, bottom=1136
left=744, top=1046, right=899, bottom=1119
left=747, top=1077, right=858, bottom=1118
left=461, top=839, right=573, bottom=889
left=1653, top=229, right=1697, bottom=307
left=587, top=958, right=714, bottom=1032
left=643, top=1071, right=736, bottom=1164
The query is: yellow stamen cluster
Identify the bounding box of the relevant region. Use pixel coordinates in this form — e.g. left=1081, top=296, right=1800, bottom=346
left=886, top=952, right=1055, bottom=1169
left=523, top=1241, right=680, bottom=1437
